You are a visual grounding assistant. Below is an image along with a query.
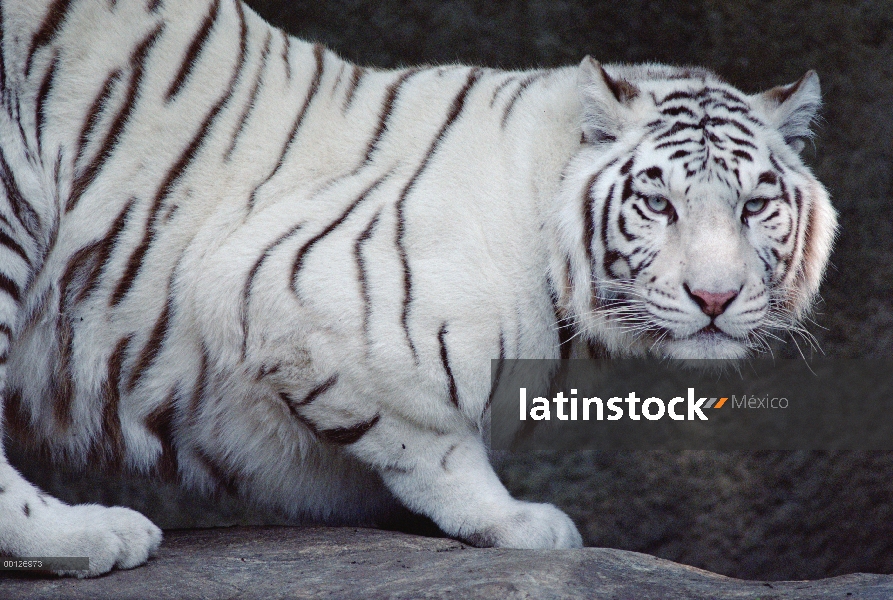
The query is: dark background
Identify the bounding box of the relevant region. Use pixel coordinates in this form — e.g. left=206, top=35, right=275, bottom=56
left=11, top=0, right=893, bottom=583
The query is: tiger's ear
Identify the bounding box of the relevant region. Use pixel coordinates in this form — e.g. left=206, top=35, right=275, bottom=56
left=757, top=70, right=821, bottom=153
left=577, top=57, right=640, bottom=144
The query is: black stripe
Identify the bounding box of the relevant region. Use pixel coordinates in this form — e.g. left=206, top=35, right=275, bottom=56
left=342, top=65, right=364, bottom=112
left=52, top=261, right=83, bottom=431
left=708, top=116, right=753, bottom=137
left=145, top=388, right=178, bottom=480
left=320, top=415, right=380, bottom=445
left=364, top=69, right=419, bottom=164
left=727, top=135, right=757, bottom=150
left=17, top=287, right=50, bottom=338
left=657, top=90, right=695, bottom=104
left=147, top=0, right=163, bottom=12
left=758, top=171, right=778, bottom=186
left=165, top=0, right=220, bottom=102
left=582, top=173, right=599, bottom=266
left=501, top=71, right=547, bottom=128
left=355, top=208, right=382, bottom=345
left=248, top=43, right=325, bottom=210
left=3, top=388, right=28, bottom=438
left=59, top=236, right=106, bottom=315
left=654, top=139, right=694, bottom=150
left=440, top=443, right=458, bottom=470
left=489, top=75, right=517, bottom=108
left=581, top=158, right=619, bottom=266
left=631, top=203, right=651, bottom=222
left=797, top=201, right=814, bottom=286
left=0, top=272, right=19, bottom=302
left=111, top=5, right=247, bottom=306
left=0, top=1, right=6, bottom=103
left=99, top=335, right=129, bottom=466
left=732, top=149, right=753, bottom=162
left=126, top=298, right=170, bottom=392
left=75, top=198, right=135, bottom=305
left=661, top=105, right=696, bottom=118
left=654, top=121, right=696, bottom=141
left=0, top=150, right=41, bottom=237
left=187, top=345, right=210, bottom=424
left=396, top=68, right=482, bottom=362
left=24, top=0, right=73, bottom=77
left=282, top=375, right=338, bottom=408
left=35, top=50, right=60, bottom=158
left=14, top=99, right=31, bottom=164
left=292, top=173, right=390, bottom=297
left=618, top=210, right=635, bottom=242
left=224, top=31, right=272, bottom=161
left=756, top=247, right=773, bottom=278
left=482, top=330, right=506, bottom=420
left=74, top=69, right=122, bottom=171
left=713, top=102, right=749, bottom=115
left=643, top=166, right=663, bottom=181
left=788, top=187, right=804, bottom=270
left=600, top=184, right=619, bottom=277
left=67, top=24, right=165, bottom=213
left=240, top=221, right=304, bottom=359
left=330, top=62, right=346, bottom=97
left=0, top=227, right=28, bottom=263
left=635, top=248, right=659, bottom=276
left=194, top=448, right=238, bottom=495
left=438, top=323, right=459, bottom=408
left=281, top=32, right=291, bottom=81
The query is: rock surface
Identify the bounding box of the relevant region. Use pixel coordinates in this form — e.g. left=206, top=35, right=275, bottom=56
left=3, top=527, right=892, bottom=600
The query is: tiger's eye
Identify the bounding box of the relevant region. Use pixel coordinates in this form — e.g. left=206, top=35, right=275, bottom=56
left=744, top=198, right=768, bottom=216
left=646, top=195, right=669, bottom=213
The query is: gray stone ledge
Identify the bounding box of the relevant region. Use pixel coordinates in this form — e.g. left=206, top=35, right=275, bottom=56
left=2, top=526, right=891, bottom=599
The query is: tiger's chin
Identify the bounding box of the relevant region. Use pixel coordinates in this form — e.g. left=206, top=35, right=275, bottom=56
left=653, top=330, right=751, bottom=360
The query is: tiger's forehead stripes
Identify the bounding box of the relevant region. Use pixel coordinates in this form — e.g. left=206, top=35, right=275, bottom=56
left=637, top=82, right=773, bottom=190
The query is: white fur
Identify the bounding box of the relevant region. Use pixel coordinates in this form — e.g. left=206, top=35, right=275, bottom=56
left=0, top=0, right=835, bottom=575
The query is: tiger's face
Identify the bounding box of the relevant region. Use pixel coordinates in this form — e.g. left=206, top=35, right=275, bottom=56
left=554, top=59, right=837, bottom=360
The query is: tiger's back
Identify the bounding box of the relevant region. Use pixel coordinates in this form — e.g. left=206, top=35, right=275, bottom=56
left=0, top=0, right=835, bottom=576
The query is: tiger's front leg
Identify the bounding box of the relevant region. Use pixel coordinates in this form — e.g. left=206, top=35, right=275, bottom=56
left=339, top=412, right=582, bottom=549
left=0, top=143, right=161, bottom=578
left=0, top=458, right=163, bottom=577
left=0, top=289, right=162, bottom=577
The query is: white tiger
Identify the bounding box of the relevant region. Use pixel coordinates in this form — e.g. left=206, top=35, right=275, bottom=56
left=0, top=0, right=836, bottom=577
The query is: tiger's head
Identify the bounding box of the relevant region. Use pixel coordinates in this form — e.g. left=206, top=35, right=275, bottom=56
left=552, top=58, right=837, bottom=359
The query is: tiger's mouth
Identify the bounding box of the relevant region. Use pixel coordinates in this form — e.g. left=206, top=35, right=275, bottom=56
left=636, top=320, right=751, bottom=360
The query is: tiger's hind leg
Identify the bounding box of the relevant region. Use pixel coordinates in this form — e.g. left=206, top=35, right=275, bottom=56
left=0, top=153, right=161, bottom=578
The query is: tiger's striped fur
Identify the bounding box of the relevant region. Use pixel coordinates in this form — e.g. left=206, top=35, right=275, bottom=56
left=0, top=0, right=835, bottom=575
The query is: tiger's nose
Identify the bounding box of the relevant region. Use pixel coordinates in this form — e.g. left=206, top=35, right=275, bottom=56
left=684, top=285, right=738, bottom=317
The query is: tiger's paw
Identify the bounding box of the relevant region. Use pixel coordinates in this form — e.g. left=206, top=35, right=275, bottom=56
left=463, top=501, right=583, bottom=549
left=3, top=497, right=162, bottom=577
left=67, top=504, right=163, bottom=576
